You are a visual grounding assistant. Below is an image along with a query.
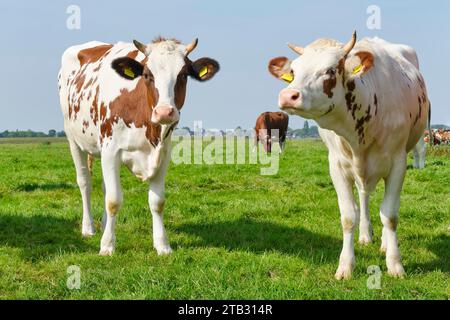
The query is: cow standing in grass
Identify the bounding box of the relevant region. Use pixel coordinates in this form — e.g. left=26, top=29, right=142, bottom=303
left=58, top=37, right=219, bottom=255
left=254, top=111, right=289, bottom=153
left=268, top=31, right=430, bottom=279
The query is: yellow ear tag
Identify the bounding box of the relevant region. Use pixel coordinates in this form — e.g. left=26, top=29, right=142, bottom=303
left=281, top=73, right=294, bottom=83
left=199, top=66, right=208, bottom=78
left=124, top=67, right=135, bottom=78
left=352, top=64, right=363, bottom=74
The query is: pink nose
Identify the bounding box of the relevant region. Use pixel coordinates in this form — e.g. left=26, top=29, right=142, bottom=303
left=279, top=89, right=301, bottom=109
left=152, top=106, right=177, bottom=124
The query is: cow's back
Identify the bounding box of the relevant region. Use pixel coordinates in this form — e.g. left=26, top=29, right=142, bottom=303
left=255, top=112, right=288, bottom=132
left=353, top=38, right=429, bottom=152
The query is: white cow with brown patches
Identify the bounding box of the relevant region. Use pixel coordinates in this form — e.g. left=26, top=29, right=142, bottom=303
left=58, top=37, right=219, bottom=255
left=268, top=31, right=430, bottom=279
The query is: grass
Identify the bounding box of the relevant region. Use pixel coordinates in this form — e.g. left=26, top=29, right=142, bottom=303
left=0, top=138, right=448, bottom=299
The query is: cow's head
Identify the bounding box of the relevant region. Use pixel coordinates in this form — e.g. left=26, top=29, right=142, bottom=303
left=268, top=31, right=373, bottom=120
left=112, top=38, right=219, bottom=125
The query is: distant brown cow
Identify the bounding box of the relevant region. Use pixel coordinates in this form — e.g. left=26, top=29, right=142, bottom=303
left=424, top=129, right=450, bottom=145
left=254, top=111, right=289, bottom=153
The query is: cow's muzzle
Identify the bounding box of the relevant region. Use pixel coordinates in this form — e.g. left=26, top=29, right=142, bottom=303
left=279, top=88, right=302, bottom=110
left=151, top=105, right=179, bottom=125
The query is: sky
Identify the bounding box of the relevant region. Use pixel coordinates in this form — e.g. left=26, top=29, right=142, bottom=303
left=0, top=0, right=449, bottom=132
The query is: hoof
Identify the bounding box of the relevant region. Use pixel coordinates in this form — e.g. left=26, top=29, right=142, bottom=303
left=387, top=257, right=405, bottom=278
left=99, top=247, right=114, bottom=256
left=358, top=234, right=373, bottom=245
left=99, top=242, right=114, bottom=256
left=156, top=246, right=173, bottom=255
left=82, top=225, right=96, bottom=238
left=335, top=261, right=354, bottom=280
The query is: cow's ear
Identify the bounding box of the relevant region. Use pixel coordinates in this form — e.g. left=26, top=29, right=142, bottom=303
left=268, top=56, right=292, bottom=81
left=111, top=57, right=144, bottom=80
left=345, top=51, right=374, bottom=77
left=190, top=58, right=220, bottom=81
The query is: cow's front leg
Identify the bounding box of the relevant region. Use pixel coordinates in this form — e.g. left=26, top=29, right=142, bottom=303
left=358, top=189, right=373, bottom=245
left=380, top=153, right=406, bottom=277
left=149, top=153, right=172, bottom=255
left=101, top=179, right=107, bottom=231
left=329, top=159, right=359, bottom=280
left=279, top=134, right=286, bottom=153
left=99, top=152, right=122, bottom=256
left=68, top=141, right=95, bottom=237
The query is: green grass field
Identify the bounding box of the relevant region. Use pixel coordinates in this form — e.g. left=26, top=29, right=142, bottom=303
left=0, top=138, right=448, bottom=299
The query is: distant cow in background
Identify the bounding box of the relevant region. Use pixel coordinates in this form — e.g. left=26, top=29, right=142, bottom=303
left=425, top=128, right=450, bottom=145
left=254, top=111, right=289, bottom=153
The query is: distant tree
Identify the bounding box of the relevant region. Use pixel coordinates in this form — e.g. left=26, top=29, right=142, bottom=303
left=303, top=121, right=310, bottom=136
left=309, top=125, right=319, bottom=137
left=48, top=129, right=56, bottom=137
left=57, top=131, right=66, bottom=137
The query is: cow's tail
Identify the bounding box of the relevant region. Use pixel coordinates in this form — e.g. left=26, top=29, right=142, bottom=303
left=87, top=154, right=94, bottom=176
left=427, top=102, right=433, bottom=146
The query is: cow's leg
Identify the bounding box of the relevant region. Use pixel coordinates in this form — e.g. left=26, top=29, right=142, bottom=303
left=253, top=130, right=258, bottom=152
left=68, top=140, right=95, bottom=237
left=101, top=179, right=107, bottom=231
left=358, top=189, right=373, bottom=245
left=412, top=136, right=426, bottom=169
left=99, top=152, right=122, bottom=256
left=379, top=153, right=406, bottom=277
left=380, top=227, right=387, bottom=253
left=149, top=153, right=172, bottom=255
left=279, top=134, right=286, bottom=153
left=329, top=158, right=359, bottom=280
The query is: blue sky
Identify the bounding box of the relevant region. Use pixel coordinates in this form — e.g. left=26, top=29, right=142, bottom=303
left=0, top=0, right=448, bottom=131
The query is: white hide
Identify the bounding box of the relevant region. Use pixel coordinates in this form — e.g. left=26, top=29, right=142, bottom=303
left=278, top=36, right=430, bottom=279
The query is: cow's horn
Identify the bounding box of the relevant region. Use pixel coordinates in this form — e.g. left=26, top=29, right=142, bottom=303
left=287, top=43, right=304, bottom=55
left=343, top=31, right=357, bottom=56
left=185, top=38, right=198, bottom=56
left=133, top=40, right=150, bottom=56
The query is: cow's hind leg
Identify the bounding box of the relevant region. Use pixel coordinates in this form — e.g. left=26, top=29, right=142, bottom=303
left=358, top=189, right=373, bottom=245
left=329, top=157, right=359, bottom=280
left=99, top=152, right=122, bottom=256
left=412, top=136, right=426, bottom=169
left=101, top=179, right=107, bottom=231
left=149, top=154, right=172, bottom=255
left=379, top=153, right=406, bottom=278
left=68, top=140, right=95, bottom=237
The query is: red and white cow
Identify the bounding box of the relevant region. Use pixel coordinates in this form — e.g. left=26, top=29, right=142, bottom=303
left=58, top=37, right=219, bottom=255
left=268, top=32, right=430, bottom=279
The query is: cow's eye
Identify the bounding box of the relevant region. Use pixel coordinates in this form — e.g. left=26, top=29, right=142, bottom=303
left=326, top=68, right=336, bottom=76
